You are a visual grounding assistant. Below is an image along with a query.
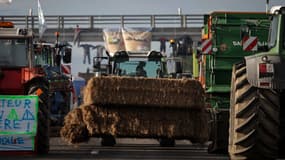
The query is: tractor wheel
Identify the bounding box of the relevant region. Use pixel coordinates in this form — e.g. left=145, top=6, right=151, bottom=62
left=28, top=84, right=50, bottom=154
left=228, top=62, right=243, bottom=154
left=101, top=135, right=116, bottom=146
left=279, top=92, right=285, bottom=157
left=228, top=62, right=280, bottom=160
left=159, top=138, right=175, bottom=147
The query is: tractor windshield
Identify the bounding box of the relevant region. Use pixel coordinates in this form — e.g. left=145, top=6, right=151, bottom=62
left=0, top=38, right=28, bottom=67
left=34, top=44, right=55, bottom=66
left=114, top=60, right=162, bottom=78
left=268, top=15, right=278, bottom=49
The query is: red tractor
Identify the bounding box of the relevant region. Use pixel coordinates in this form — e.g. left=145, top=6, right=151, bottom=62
left=0, top=22, right=72, bottom=154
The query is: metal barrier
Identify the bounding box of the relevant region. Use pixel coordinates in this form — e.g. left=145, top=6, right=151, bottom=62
left=0, top=14, right=204, bottom=29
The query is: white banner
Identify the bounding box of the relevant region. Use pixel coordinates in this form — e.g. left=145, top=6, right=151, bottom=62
left=103, top=28, right=125, bottom=56
left=0, top=135, right=35, bottom=151
left=38, top=0, right=47, bottom=39
left=121, top=27, right=152, bottom=52
left=0, top=95, right=38, bottom=151
left=0, top=0, right=12, bottom=4
left=0, top=95, right=38, bottom=134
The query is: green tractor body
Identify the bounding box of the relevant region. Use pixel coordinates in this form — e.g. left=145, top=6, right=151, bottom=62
left=228, top=6, right=285, bottom=159
left=200, top=12, right=271, bottom=152
left=204, top=12, right=270, bottom=108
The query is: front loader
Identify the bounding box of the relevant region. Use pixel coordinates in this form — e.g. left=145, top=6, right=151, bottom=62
left=60, top=27, right=210, bottom=147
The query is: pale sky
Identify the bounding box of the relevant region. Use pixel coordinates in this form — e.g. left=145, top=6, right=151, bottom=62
left=1, top=0, right=285, bottom=75
left=1, top=0, right=285, bottom=15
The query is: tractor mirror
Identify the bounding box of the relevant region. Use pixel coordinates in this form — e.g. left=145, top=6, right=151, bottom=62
left=240, top=25, right=250, bottom=39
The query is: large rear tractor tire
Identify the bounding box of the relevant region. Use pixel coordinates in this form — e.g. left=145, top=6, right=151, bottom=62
left=28, top=84, right=50, bottom=154
left=228, top=62, right=280, bottom=160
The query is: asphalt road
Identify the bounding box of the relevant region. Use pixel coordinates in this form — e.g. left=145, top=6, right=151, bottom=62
left=3, top=138, right=229, bottom=160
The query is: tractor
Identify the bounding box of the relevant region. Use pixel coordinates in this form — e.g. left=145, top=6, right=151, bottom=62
left=197, top=7, right=285, bottom=159
left=60, top=28, right=208, bottom=147
left=196, top=11, right=271, bottom=154
left=33, top=41, right=73, bottom=130
left=228, top=6, right=285, bottom=159
left=0, top=24, right=50, bottom=154
left=0, top=23, right=73, bottom=154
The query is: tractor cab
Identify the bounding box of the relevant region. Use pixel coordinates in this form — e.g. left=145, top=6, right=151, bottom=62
left=111, top=51, right=166, bottom=78
left=0, top=28, right=33, bottom=68
left=0, top=27, right=35, bottom=94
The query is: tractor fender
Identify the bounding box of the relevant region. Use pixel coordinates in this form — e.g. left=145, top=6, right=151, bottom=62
left=244, top=54, right=285, bottom=89
left=24, top=76, right=49, bottom=93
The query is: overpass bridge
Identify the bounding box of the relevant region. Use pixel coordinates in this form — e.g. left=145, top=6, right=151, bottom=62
left=1, top=14, right=204, bottom=43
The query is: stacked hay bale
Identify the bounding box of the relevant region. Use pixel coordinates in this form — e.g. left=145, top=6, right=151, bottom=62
left=83, top=76, right=205, bottom=108
left=60, top=108, right=89, bottom=144
left=61, top=76, right=209, bottom=144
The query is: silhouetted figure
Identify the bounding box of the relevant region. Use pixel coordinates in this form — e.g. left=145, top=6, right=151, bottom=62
left=79, top=44, right=95, bottom=64
left=160, top=37, right=167, bottom=53
left=73, top=24, right=81, bottom=47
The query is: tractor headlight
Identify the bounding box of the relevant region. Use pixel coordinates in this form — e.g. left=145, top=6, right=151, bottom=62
left=261, top=55, right=269, bottom=62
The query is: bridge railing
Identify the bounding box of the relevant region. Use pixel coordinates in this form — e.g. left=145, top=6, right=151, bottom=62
left=0, top=14, right=204, bottom=29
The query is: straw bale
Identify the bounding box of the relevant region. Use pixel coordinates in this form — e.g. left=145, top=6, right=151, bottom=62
left=80, top=104, right=209, bottom=143
left=83, top=76, right=205, bottom=109
left=60, top=107, right=89, bottom=144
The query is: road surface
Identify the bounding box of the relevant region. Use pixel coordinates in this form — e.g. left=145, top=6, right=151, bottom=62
left=3, top=138, right=229, bottom=160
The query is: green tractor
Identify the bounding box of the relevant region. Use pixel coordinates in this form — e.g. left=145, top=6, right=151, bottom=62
left=199, top=11, right=271, bottom=153
left=228, top=6, right=285, bottom=159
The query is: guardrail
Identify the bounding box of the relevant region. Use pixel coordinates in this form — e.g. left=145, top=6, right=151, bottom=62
left=0, top=14, right=204, bottom=29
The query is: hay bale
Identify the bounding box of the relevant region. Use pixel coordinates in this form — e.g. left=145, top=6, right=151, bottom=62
left=83, top=76, right=205, bottom=109
left=61, top=76, right=209, bottom=144
left=60, top=107, right=89, bottom=144
left=80, top=104, right=209, bottom=143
